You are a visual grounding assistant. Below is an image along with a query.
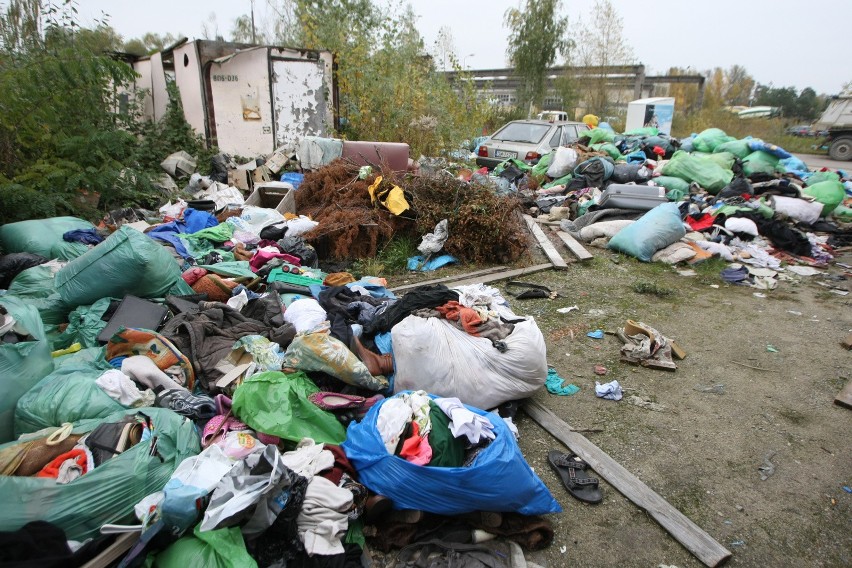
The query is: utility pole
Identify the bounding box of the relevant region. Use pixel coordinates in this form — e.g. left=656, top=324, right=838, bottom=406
left=251, top=0, right=257, bottom=43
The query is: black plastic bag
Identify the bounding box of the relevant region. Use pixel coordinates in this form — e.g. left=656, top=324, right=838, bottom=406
left=0, top=253, right=48, bottom=289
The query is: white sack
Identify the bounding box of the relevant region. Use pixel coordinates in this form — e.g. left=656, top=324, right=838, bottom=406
left=546, top=147, right=579, bottom=178
left=391, top=315, right=547, bottom=409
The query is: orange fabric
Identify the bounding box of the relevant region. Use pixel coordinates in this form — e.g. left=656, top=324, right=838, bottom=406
left=36, top=449, right=88, bottom=479
left=398, top=421, right=432, bottom=465
left=435, top=301, right=482, bottom=336
left=323, top=272, right=357, bottom=287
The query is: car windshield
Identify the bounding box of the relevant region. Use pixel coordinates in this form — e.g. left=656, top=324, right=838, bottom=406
left=492, top=122, right=552, bottom=144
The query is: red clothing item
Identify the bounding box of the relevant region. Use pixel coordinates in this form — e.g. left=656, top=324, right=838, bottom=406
left=686, top=214, right=715, bottom=231
left=249, top=250, right=301, bottom=272
left=398, top=422, right=432, bottom=466
left=435, top=301, right=482, bottom=336
left=36, top=449, right=88, bottom=479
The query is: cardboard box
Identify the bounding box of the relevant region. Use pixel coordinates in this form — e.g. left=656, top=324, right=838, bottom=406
left=244, top=181, right=296, bottom=215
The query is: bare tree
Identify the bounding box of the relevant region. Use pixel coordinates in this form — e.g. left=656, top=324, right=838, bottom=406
left=433, top=25, right=456, bottom=71
left=569, top=0, right=634, bottom=116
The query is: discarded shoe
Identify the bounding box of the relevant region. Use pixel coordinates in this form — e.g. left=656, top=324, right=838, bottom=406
left=547, top=450, right=602, bottom=504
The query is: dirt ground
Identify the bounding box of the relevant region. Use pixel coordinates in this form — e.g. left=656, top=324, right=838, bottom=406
left=381, top=238, right=852, bottom=567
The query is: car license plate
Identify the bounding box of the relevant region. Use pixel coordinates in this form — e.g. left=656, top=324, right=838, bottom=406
left=494, top=150, right=517, bottom=159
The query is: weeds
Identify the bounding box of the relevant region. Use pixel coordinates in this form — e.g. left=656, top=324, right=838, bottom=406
left=632, top=281, right=676, bottom=297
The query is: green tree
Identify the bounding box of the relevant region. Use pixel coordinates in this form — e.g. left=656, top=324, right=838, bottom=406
left=122, top=31, right=182, bottom=55
left=504, top=0, right=570, bottom=116
left=0, top=1, right=202, bottom=223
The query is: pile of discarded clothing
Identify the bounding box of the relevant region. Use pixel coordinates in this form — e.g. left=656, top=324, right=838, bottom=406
left=483, top=125, right=851, bottom=286
left=0, top=195, right=556, bottom=566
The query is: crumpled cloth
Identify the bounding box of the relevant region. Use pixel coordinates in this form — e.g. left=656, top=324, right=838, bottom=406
left=280, top=438, right=334, bottom=478
left=95, top=369, right=155, bottom=407
left=595, top=380, right=622, bottom=401
left=434, top=397, right=495, bottom=445
left=376, top=391, right=433, bottom=454
left=297, top=476, right=352, bottom=555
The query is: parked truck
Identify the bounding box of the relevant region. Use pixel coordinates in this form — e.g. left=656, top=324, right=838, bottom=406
left=813, top=95, right=852, bottom=161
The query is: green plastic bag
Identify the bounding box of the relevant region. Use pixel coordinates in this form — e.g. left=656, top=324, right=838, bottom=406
left=741, top=151, right=781, bottom=177
left=653, top=176, right=690, bottom=193
left=666, top=188, right=686, bottom=201
left=805, top=171, right=840, bottom=186
left=196, top=261, right=255, bottom=278
left=622, top=127, right=658, bottom=137
left=530, top=151, right=554, bottom=178
left=493, top=158, right=532, bottom=176
left=591, top=143, right=622, bottom=160
left=0, top=217, right=94, bottom=258
left=148, top=524, right=258, bottom=568
left=0, top=297, right=54, bottom=443
left=52, top=297, right=112, bottom=350
left=660, top=151, right=733, bottom=194
left=7, top=263, right=62, bottom=298
left=700, top=151, right=736, bottom=171
left=801, top=180, right=846, bottom=216
left=0, top=407, right=200, bottom=541
left=543, top=173, right=573, bottom=189
left=692, top=128, right=735, bottom=153
left=832, top=204, right=852, bottom=222
left=581, top=128, right=615, bottom=145
left=14, top=363, right=125, bottom=436
left=714, top=139, right=752, bottom=159
left=232, top=371, right=346, bottom=445
left=55, top=225, right=186, bottom=307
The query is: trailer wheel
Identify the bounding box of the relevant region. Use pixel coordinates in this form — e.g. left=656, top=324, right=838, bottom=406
left=829, top=136, right=852, bottom=161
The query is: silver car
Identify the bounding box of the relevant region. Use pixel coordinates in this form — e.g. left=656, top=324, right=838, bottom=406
left=476, top=119, right=590, bottom=169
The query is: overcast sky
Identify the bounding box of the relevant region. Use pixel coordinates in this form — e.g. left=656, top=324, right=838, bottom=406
left=70, top=0, right=849, bottom=95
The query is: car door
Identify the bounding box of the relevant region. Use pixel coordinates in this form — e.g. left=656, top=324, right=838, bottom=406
left=548, top=127, right=563, bottom=149
left=562, top=125, right=579, bottom=144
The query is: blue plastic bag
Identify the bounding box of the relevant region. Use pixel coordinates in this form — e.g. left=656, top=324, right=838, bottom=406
left=747, top=140, right=792, bottom=159
left=342, top=392, right=561, bottom=516
left=607, top=202, right=686, bottom=262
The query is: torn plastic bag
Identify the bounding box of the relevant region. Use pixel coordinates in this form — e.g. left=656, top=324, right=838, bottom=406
left=200, top=444, right=301, bottom=536
left=232, top=371, right=346, bottom=445
left=0, top=297, right=54, bottom=443
left=607, top=202, right=686, bottom=262
left=391, top=311, right=547, bottom=410
left=417, top=219, right=449, bottom=257
left=55, top=226, right=192, bottom=308
left=342, top=392, right=560, bottom=516
left=52, top=297, right=111, bottom=350
left=0, top=407, right=199, bottom=541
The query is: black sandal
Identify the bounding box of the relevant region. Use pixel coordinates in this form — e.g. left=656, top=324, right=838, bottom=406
left=547, top=450, right=603, bottom=504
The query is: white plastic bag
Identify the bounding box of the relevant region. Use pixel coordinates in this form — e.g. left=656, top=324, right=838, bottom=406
left=391, top=314, right=547, bottom=409
left=546, top=147, right=579, bottom=178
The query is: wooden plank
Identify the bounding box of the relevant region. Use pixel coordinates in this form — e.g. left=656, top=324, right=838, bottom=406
left=554, top=230, right=594, bottom=261
left=523, top=399, right=732, bottom=568
left=447, top=263, right=553, bottom=287
left=834, top=381, right=852, bottom=410
left=523, top=214, right=568, bottom=269
left=80, top=532, right=137, bottom=568
left=390, top=266, right=508, bottom=292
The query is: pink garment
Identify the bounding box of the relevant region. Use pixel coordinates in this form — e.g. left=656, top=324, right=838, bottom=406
left=249, top=250, right=301, bottom=272
left=399, top=422, right=433, bottom=466
left=181, top=267, right=208, bottom=286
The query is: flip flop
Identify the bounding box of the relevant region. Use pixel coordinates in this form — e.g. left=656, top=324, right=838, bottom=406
left=308, top=392, right=366, bottom=411
left=547, top=450, right=603, bottom=504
